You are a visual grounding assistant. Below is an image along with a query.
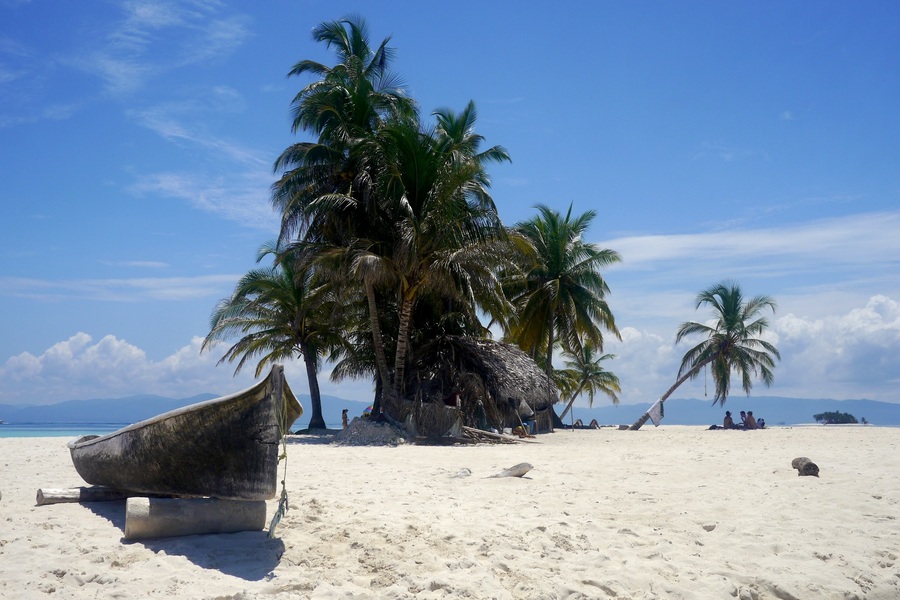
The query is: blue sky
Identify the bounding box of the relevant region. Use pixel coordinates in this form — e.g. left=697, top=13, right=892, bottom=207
left=2, top=1, right=898, bottom=410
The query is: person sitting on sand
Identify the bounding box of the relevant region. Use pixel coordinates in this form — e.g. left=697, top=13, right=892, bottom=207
left=573, top=418, right=584, bottom=428
left=739, top=411, right=748, bottom=428
left=723, top=411, right=734, bottom=429
left=589, top=419, right=600, bottom=429
left=745, top=411, right=758, bottom=430
left=512, top=425, right=534, bottom=438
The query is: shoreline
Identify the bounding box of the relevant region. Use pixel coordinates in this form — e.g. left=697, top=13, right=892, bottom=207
left=1, top=426, right=898, bottom=599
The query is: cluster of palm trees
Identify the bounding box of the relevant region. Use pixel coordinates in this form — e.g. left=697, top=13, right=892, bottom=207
left=202, top=17, right=623, bottom=430
left=204, top=16, right=782, bottom=432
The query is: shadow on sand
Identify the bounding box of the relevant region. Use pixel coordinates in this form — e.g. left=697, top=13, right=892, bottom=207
left=285, top=429, right=339, bottom=445
left=83, top=501, right=284, bottom=580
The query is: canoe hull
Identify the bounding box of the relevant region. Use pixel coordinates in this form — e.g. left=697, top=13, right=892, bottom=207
left=68, top=365, right=302, bottom=501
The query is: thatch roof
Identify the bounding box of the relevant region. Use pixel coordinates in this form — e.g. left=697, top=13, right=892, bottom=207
left=443, top=337, right=557, bottom=411
left=405, top=336, right=559, bottom=435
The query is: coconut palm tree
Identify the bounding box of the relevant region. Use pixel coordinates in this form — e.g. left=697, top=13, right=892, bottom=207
left=271, top=16, right=416, bottom=415
left=271, top=15, right=415, bottom=248
left=629, top=280, right=781, bottom=430
left=271, top=19, right=512, bottom=422
left=373, top=107, right=510, bottom=407
left=506, top=204, right=622, bottom=396
left=202, top=244, right=344, bottom=430
left=557, top=342, right=620, bottom=422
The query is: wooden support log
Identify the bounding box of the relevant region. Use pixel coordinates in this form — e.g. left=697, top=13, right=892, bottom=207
left=124, top=497, right=267, bottom=540
left=461, top=426, right=522, bottom=444
left=36, top=487, right=156, bottom=506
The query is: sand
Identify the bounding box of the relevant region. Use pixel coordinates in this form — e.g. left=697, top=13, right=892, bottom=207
left=1, top=425, right=898, bottom=599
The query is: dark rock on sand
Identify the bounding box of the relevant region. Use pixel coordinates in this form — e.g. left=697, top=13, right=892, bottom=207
left=791, top=456, right=820, bottom=477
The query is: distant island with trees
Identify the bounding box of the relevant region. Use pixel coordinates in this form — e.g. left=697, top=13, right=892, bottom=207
left=814, top=411, right=865, bottom=425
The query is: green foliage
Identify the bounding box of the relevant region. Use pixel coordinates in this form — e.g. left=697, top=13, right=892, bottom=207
left=505, top=204, right=621, bottom=375
left=216, top=15, right=624, bottom=429
left=675, top=281, right=780, bottom=406
left=813, top=411, right=858, bottom=424
left=202, top=243, right=345, bottom=429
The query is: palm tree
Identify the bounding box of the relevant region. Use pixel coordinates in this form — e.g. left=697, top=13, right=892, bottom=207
left=557, top=342, right=620, bottom=422
left=271, top=15, right=415, bottom=246
left=506, top=204, right=622, bottom=401
left=629, top=280, right=781, bottom=430
left=202, top=244, right=343, bottom=430
left=373, top=107, right=510, bottom=408
left=271, top=18, right=512, bottom=422
left=271, top=16, right=417, bottom=416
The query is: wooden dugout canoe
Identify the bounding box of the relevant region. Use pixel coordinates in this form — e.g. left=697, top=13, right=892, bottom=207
left=67, top=365, right=302, bottom=501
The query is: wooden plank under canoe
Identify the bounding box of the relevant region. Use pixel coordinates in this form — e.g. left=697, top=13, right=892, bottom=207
left=67, top=364, right=302, bottom=501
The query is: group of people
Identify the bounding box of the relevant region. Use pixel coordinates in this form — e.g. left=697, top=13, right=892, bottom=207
left=722, top=410, right=765, bottom=430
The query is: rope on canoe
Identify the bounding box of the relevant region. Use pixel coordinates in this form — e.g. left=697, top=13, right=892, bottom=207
left=268, top=373, right=289, bottom=539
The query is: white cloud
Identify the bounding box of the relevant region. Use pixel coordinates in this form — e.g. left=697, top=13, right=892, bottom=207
left=124, top=90, right=277, bottom=230
left=129, top=171, right=278, bottom=230
left=0, top=333, right=224, bottom=404
left=580, top=294, right=900, bottom=408
left=0, top=333, right=373, bottom=408
left=100, top=260, right=169, bottom=269
left=76, top=1, right=251, bottom=96
left=560, top=212, right=900, bottom=407
left=604, top=210, right=900, bottom=270
left=2, top=295, right=897, bottom=408
left=0, top=274, right=240, bottom=302
left=691, top=141, right=769, bottom=162
left=772, top=295, right=900, bottom=400
left=599, top=211, right=900, bottom=329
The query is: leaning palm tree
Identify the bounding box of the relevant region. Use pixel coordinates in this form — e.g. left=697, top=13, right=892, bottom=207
left=557, top=342, right=620, bottom=422
left=629, top=280, right=781, bottom=430
left=202, top=244, right=344, bottom=430
left=505, top=204, right=622, bottom=406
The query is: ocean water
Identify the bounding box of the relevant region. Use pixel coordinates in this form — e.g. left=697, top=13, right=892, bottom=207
left=0, top=423, right=129, bottom=438
left=0, top=422, right=346, bottom=438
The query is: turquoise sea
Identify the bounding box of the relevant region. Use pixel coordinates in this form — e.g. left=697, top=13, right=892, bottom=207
left=0, top=423, right=129, bottom=438
left=0, top=421, right=345, bottom=438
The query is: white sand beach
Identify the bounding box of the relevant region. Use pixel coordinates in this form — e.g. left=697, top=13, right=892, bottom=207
left=1, top=425, right=898, bottom=599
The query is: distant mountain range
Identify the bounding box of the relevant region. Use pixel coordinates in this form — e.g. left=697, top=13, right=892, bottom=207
left=2, top=394, right=898, bottom=429
left=0, top=393, right=370, bottom=430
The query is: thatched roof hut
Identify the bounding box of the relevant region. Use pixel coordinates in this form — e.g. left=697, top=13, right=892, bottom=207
left=404, top=336, right=559, bottom=436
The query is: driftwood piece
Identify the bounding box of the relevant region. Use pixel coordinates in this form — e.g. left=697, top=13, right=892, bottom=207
left=791, top=457, right=820, bottom=477
left=35, top=487, right=161, bottom=506
left=488, top=462, right=534, bottom=478
left=124, top=497, right=266, bottom=540
left=461, top=426, right=524, bottom=444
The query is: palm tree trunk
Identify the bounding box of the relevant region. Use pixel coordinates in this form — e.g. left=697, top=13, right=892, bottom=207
left=365, top=280, right=394, bottom=411
left=301, top=342, right=326, bottom=430
left=558, top=383, right=585, bottom=422
left=629, top=357, right=713, bottom=430
left=392, top=293, right=414, bottom=409
left=558, top=398, right=575, bottom=422
left=544, top=323, right=555, bottom=432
